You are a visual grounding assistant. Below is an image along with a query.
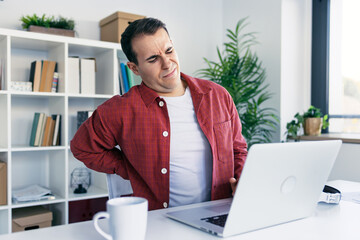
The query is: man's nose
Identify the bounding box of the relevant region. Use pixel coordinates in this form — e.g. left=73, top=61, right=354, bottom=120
left=161, top=56, right=171, bottom=69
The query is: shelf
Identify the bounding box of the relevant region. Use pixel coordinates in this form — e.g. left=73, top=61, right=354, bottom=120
left=0, top=27, right=116, bottom=235
left=67, top=93, right=113, bottom=99
left=10, top=146, right=66, bottom=152
left=298, top=133, right=360, bottom=144
left=11, top=194, right=65, bottom=208
left=0, top=205, right=8, bottom=210
left=68, top=186, right=108, bottom=201
left=11, top=36, right=63, bottom=52
left=9, top=91, right=66, bottom=97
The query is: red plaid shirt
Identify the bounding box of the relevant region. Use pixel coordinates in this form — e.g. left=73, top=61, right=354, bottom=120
left=70, top=73, right=248, bottom=210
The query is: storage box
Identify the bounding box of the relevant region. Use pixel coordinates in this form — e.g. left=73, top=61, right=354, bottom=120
left=0, top=161, right=6, bottom=205
left=12, top=206, right=53, bottom=232
left=68, top=197, right=107, bottom=223
left=99, top=11, right=145, bottom=43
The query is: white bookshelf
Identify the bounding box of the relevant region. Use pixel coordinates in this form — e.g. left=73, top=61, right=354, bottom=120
left=0, top=28, right=123, bottom=234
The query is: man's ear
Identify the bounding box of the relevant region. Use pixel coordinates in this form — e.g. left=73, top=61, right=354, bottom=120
left=127, top=62, right=140, bottom=76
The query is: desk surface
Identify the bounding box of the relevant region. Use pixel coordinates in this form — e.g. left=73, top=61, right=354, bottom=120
left=1, top=180, right=360, bottom=240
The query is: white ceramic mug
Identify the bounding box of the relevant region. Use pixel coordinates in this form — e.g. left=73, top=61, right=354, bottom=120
left=93, top=197, right=148, bottom=240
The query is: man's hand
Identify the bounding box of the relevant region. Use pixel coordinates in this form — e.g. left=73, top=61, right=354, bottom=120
left=229, top=177, right=238, bottom=196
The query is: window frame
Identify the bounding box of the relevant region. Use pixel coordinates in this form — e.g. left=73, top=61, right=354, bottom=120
left=311, top=0, right=330, bottom=133
left=311, top=0, right=360, bottom=133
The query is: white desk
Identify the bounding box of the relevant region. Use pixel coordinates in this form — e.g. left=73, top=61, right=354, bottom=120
left=1, top=180, right=360, bottom=240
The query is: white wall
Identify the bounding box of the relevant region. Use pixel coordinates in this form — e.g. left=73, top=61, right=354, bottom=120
left=0, top=0, right=223, bottom=76
left=222, top=0, right=312, bottom=142
left=329, top=143, right=360, bottom=182
left=223, top=0, right=283, bottom=142
left=281, top=0, right=312, bottom=139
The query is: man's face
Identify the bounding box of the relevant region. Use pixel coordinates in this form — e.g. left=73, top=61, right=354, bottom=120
left=127, top=28, right=183, bottom=97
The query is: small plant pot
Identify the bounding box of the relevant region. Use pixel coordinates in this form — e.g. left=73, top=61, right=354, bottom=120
left=303, top=117, right=322, bottom=136
left=28, top=25, right=75, bottom=37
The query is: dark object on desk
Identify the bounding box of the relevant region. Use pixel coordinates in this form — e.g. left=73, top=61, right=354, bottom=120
left=69, top=197, right=107, bottom=223
left=201, top=214, right=228, bottom=227
left=319, top=185, right=341, bottom=204
left=70, top=167, right=91, bottom=194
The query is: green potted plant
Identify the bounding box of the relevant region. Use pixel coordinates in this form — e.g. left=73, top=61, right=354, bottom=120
left=197, top=18, right=278, bottom=148
left=20, top=14, right=75, bottom=37
left=286, top=105, right=329, bottom=139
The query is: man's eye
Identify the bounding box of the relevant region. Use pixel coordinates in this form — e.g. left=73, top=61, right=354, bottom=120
left=166, top=48, right=173, bottom=54
left=148, top=57, right=157, bottom=63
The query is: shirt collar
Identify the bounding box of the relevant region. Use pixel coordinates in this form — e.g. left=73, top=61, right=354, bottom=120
left=138, top=72, right=212, bottom=107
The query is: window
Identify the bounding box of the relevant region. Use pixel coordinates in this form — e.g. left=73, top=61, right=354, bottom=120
left=329, top=0, right=360, bottom=132
left=312, top=0, right=360, bottom=133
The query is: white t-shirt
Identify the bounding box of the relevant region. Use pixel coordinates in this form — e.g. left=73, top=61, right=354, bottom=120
left=162, top=87, right=213, bottom=207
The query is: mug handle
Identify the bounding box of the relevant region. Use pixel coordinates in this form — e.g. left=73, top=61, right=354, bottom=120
left=93, top=211, right=112, bottom=240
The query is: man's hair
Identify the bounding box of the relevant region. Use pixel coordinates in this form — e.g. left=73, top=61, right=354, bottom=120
left=121, top=18, right=169, bottom=65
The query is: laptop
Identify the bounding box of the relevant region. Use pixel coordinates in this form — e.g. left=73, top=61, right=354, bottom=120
left=166, top=140, right=342, bottom=237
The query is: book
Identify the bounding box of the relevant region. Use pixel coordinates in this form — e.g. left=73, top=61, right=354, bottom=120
left=77, top=111, right=93, bottom=129
left=56, top=115, right=62, bottom=146
left=120, top=63, right=129, bottom=93
left=118, top=61, right=124, bottom=95
left=68, top=57, right=80, bottom=94
left=80, top=58, right=96, bottom=95
left=52, top=114, right=61, bottom=146
left=10, top=81, right=32, bottom=92
left=39, top=60, right=49, bottom=92
left=41, top=116, right=52, bottom=146
left=51, top=72, right=59, bottom=93
left=125, top=65, right=134, bottom=89
left=29, top=60, right=42, bottom=92
left=44, top=61, right=57, bottom=92
left=37, top=114, right=47, bottom=147
left=29, top=112, right=40, bottom=146
left=34, top=113, right=46, bottom=147
left=47, top=117, right=55, bottom=146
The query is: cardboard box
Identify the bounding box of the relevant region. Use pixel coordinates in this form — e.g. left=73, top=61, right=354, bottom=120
left=12, top=206, right=53, bottom=232
left=99, top=11, right=145, bottom=43
left=0, top=161, right=6, bottom=205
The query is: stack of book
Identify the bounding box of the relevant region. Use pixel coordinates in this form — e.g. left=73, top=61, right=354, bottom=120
left=118, top=62, right=142, bottom=95
left=29, top=112, right=61, bottom=147
left=68, top=57, right=96, bottom=95
left=29, top=60, right=59, bottom=92
left=77, top=111, right=94, bottom=129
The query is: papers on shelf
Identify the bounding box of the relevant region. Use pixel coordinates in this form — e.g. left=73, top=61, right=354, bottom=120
left=12, top=184, right=55, bottom=203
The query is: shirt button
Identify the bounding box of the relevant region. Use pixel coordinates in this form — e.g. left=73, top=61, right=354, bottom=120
left=159, top=101, right=164, bottom=107
left=161, top=168, right=167, bottom=174
left=163, top=202, right=168, bottom=208
left=163, top=131, right=168, bottom=137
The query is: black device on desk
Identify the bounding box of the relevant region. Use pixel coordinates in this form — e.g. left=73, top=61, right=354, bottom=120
left=319, top=185, right=341, bottom=204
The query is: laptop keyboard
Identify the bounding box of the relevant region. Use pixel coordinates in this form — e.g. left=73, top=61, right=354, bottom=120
left=201, top=214, right=228, bottom=227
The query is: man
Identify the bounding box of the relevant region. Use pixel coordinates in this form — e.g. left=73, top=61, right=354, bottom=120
left=70, top=18, right=248, bottom=210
